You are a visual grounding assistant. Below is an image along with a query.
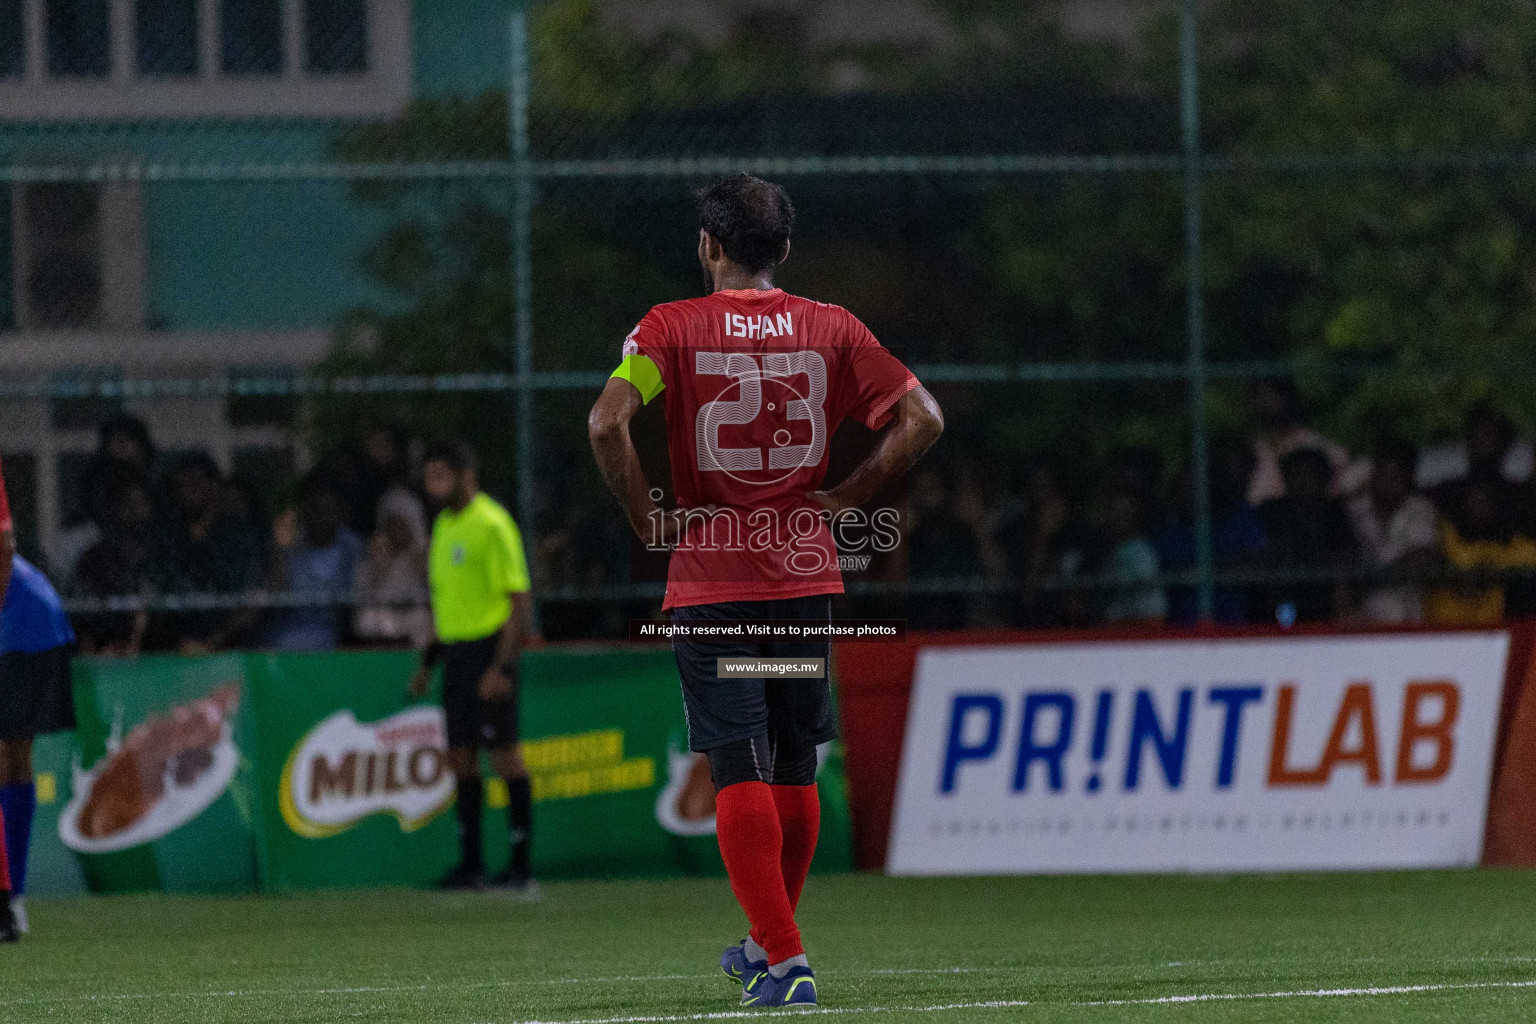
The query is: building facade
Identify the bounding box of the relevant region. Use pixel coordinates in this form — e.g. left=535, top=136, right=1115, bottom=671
left=0, top=0, right=508, bottom=559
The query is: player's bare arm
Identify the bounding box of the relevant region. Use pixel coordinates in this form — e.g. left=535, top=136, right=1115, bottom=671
left=588, top=377, right=682, bottom=546
left=409, top=656, right=433, bottom=698
left=808, top=384, right=945, bottom=515
left=480, top=591, right=532, bottom=700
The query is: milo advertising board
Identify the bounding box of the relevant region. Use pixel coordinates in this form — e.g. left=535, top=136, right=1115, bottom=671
left=249, top=651, right=460, bottom=889
left=63, top=655, right=260, bottom=893
left=28, top=646, right=852, bottom=892
left=281, top=705, right=455, bottom=840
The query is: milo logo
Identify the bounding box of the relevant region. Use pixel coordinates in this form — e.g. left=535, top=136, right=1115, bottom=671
left=280, top=708, right=454, bottom=838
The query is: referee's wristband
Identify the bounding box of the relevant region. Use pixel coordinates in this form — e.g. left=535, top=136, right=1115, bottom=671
left=497, top=660, right=518, bottom=677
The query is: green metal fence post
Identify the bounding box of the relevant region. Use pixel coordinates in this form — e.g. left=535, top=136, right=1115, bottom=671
left=508, top=5, right=541, bottom=631
left=1180, top=0, right=1216, bottom=622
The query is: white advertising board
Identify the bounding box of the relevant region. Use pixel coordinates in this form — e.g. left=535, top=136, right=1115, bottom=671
left=887, top=633, right=1508, bottom=875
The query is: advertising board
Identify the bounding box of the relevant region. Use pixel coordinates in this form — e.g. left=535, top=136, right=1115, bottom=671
left=24, top=647, right=854, bottom=892
left=888, top=633, right=1509, bottom=875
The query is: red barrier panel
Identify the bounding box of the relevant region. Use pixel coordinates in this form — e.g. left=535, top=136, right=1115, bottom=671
left=837, top=630, right=1020, bottom=870
left=838, top=622, right=1536, bottom=873
left=1486, top=622, right=1536, bottom=865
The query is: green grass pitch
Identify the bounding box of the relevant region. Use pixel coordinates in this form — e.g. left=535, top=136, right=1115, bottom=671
left=3, top=870, right=1535, bottom=1023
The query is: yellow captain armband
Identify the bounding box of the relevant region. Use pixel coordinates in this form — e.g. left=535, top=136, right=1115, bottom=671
left=611, top=353, right=665, bottom=404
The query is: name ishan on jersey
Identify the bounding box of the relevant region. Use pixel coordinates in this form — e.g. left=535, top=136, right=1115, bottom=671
left=723, top=312, right=794, bottom=339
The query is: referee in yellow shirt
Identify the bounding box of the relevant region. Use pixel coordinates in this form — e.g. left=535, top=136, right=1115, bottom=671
left=410, top=440, right=535, bottom=892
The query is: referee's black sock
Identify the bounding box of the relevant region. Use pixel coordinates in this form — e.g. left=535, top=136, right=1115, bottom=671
left=454, top=776, right=484, bottom=870
left=507, top=775, right=532, bottom=881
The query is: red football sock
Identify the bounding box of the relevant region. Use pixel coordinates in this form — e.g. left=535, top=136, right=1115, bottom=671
left=772, top=783, right=821, bottom=912
left=715, top=781, right=802, bottom=963
left=0, top=804, right=9, bottom=892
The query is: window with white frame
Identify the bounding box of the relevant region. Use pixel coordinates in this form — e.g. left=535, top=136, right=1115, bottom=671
left=0, top=0, right=409, bottom=119
left=220, top=0, right=280, bottom=74
left=136, top=0, right=198, bottom=76
left=0, top=0, right=25, bottom=78
left=304, top=0, right=364, bottom=74
left=8, top=181, right=145, bottom=331
left=46, top=0, right=110, bottom=78
left=16, top=183, right=102, bottom=328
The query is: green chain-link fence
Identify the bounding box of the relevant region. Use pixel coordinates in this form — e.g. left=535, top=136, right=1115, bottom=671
left=5, top=0, right=1536, bottom=644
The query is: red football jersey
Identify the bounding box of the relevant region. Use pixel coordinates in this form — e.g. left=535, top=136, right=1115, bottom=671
left=0, top=454, right=11, bottom=535
left=624, top=287, right=918, bottom=609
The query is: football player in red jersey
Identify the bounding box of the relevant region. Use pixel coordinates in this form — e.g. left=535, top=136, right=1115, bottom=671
left=589, top=174, right=943, bottom=1007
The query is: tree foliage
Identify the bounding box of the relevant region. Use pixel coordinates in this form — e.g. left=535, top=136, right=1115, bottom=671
left=1190, top=0, right=1536, bottom=441
left=321, top=0, right=1536, bottom=502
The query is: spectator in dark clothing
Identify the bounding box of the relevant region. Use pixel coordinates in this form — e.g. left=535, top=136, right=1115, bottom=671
left=1015, top=459, right=1096, bottom=627
left=218, top=476, right=273, bottom=571
left=71, top=467, right=156, bottom=655
left=1106, top=446, right=1165, bottom=510
left=1349, top=441, right=1438, bottom=624
left=1153, top=437, right=1269, bottom=625
left=1247, top=379, right=1364, bottom=504
left=906, top=467, right=982, bottom=629
left=1425, top=405, right=1536, bottom=614
left=1426, top=477, right=1536, bottom=625
left=1418, top=399, right=1532, bottom=489
left=949, top=459, right=1010, bottom=625
left=49, top=470, right=114, bottom=593
left=97, top=413, right=156, bottom=472
left=49, top=413, right=159, bottom=589
left=344, top=424, right=414, bottom=537
left=155, top=453, right=265, bottom=653
left=1433, top=403, right=1522, bottom=537
left=263, top=475, right=364, bottom=652
left=1100, top=487, right=1166, bottom=624
left=1258, top=446, right=1357, bottom=624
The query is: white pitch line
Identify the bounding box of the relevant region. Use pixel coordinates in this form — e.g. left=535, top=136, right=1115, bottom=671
left=5, top=968, right=1535, bottom=1015
left=0, top=967, right=988, bottom=1008
left=513, top=1003, right=1036, bottom=1024
left=511, top=980, right=1536, bottom=1024
left=1079, top=980, right=1536, bottom=1006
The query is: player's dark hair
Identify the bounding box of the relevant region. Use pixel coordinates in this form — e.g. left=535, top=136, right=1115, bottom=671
left=423, top=439, right=477, bottom=475
left=695, top=173, right=795, bottom=273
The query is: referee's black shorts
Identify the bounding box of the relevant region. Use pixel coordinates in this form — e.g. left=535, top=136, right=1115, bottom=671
left=670, top=594, right=836, bottom=754
left=440, top=635, right=519, bottom=750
